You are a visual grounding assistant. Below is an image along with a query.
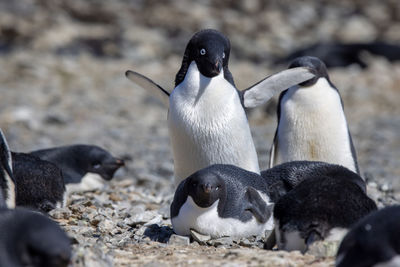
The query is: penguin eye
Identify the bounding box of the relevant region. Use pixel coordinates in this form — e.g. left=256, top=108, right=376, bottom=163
left=92, top=162, right=101, bottom=169
left=222, top=52, right=225, bottom=59
left=200, top=48, right=206, bottom=56
left=216, top=186, right=220, bottom=190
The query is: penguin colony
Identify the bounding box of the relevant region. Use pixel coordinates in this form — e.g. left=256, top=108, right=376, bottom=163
left=0, top=28, right=397, bottom=266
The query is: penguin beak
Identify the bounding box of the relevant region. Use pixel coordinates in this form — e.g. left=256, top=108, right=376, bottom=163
left=209, top=59, right=222, bottom=76
left=115, top=158, right=125, bottom=166
left=202, top=183, right=212, bottom=194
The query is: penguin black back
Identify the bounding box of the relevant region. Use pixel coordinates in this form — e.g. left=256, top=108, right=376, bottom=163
left=175, top=29, right=235, bottom=87
left=336, top=205, right=400, bottom=267
left=31, top=144, right=124, bottom=184
left=262, top=161, right=366, bottom=203
left=12, top=152, right=65, bottom=212
left=0, top=208, right=71, bottom=267
left=274, top=173, right=376, bottom=251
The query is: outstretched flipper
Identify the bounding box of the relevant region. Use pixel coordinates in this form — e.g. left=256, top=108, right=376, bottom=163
left=242, top=67, right=315, bottom=108
left=125, top=70, right=170, bottom=107
left=244, top=187, right=274, bottom=223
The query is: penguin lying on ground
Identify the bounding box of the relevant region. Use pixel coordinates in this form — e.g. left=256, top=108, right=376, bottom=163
left=261, top=161, right=366, bottom=203
left=0, top=129, right=15, bottom=208
left=31, top=145, right=124, bottom=193
left=273, top=167, right=376, bottom=252
left=12, top=152, right=66, bottom=213
left=279, top=41, right=400, bottom=68
left=171, top=164, right=274, bottom=238
left=126, top=29, right=315, bottom=186
left=269, top=56, right=359, bottom=174
left=336, top=205, right=400, bottom=267
left=0, top=207, right=71, bottom=267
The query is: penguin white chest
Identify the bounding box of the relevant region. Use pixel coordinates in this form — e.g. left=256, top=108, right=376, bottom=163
left=275, top=78, right=356, bottom=172
left=168, top=62, right=260, bottom=185
left=171, top=196, right=273, bottom=238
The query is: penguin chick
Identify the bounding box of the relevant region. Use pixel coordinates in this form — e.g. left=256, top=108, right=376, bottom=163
left=0, top=207, right=71, bottom=267
left=274, top=172, right=376, bottom=252
left=261, top=161, right=366, bottom=203
left=12, top=152, right=65, bottom=213
left=270, top=56, right=359, bottom=174
left=171, top=164, right=274, bottom=238
left=126, top=29, right=315, bottom=186
left=31, top=144, right=124, bottom=193
left=336, top=205, right=400, bottom=267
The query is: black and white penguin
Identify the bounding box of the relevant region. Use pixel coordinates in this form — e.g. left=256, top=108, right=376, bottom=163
left=31, top=145, right=124, bottom=193
left=0, top=129, right=15, bottom=208
left=126, top=29, right=315, bottom=186
left=273, top=169, right=376, bottom=252
left=336, top=205, right=400, bottom=267
left=12, top=152, right=66, bottom=213
left=170, top=164, right=274, bottom=238
left=0, top=208, right=71, bottom=267
left=261, top=161, right=366, bottom=203
left=269, top=56, right=359, bottom=174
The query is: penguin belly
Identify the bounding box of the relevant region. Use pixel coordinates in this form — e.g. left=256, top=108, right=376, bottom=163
left=168, top=62, right=260, bottom=185
left=171, top=196, right=273, bottom=238
left=274, top=79, right=356, bottom=172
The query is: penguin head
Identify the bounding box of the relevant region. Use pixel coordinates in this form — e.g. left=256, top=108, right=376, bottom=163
left=288, top=56, right=329, bottom=87
left=82, top=146, right=125, bottom=181
left=12, top=210, right=71, bottom=267
left=183, top=29, right=230, bottom=78
left=186, top=168, right=225, bottom=208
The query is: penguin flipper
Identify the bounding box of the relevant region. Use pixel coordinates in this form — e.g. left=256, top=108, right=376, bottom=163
left=0, top=129, right=13, bottom=177
left=125, top=70, right=170, bottom=107
left=244, top=187, right=273, bottom=223
left=242, top=67, right=315, bottom=108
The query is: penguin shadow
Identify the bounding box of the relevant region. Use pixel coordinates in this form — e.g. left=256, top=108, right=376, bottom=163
left=194, top=77, right=210, bottom=105
left=143, top=224, right=174, bottom=243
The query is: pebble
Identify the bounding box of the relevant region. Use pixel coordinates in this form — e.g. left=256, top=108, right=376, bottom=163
left=168, top=234, right=190, bottom=246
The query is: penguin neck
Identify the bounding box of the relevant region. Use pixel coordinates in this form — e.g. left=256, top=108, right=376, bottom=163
left=173, top=61, right=238, bottom=107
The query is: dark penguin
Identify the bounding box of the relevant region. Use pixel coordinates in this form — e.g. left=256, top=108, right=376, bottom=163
left=0, top=208, right=71, bottom=267
left=0, top=129, right=15, bottom=208
left=336, top=205, right=400, bottom=267
left=171, top=164, right=274, bottom=238
left=274, top=169, right=376, bottom=252
left=31, top=145, right=124, bottom=193
left=269, top=56, right=359, bottom=174
left=12, top=152, right=66, bottom=213
left=126, top=29, right=315, bottom=186
left=261, top=161, right=366, bottom=203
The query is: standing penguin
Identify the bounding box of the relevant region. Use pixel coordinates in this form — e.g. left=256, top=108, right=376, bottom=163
left=0, top=129, right=15, bottom=208
left=269, top=56, right=359, bottom=174
left=126, top=29, right=315, bottom=185
left=171, top=164, right=274, bottom=238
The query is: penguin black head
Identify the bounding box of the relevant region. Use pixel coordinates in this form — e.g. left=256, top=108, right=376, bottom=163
left=288, top=56, right=329, bottom=86
left=82, top=145, right=125, bottom=181
left=0, top=209, right=71, bottom=267
left=186, top=168, right=225, bottom=208
left=175, top=29, right=233, bottom=86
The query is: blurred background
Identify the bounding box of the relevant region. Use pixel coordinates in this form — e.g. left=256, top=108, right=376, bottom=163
left=0, top=0, right=399, bottom=190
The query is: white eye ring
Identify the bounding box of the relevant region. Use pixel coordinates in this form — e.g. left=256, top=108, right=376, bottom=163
left=222, top=52, right=225, bottom=59
left=200, top=48, right=206, bottom=55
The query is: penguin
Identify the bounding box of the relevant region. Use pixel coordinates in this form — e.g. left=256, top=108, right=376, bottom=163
left=273, top=169, right=376, bottom=252
left=0, top=129, right=15, bottom=208
left=0, top=207, right=71, bottom=267
left=126, top=29, right=315, bottom=186
left=170, top=164, right=274, bottom=238
left=31, top=145, right=124, bottom=193
left=12, top=152, right=66, bottom=213
left=269, top=56, right=359, bottom=174
left=261, top=160, right=366, bottom=203
left=336, top=205, right=400, bottom=267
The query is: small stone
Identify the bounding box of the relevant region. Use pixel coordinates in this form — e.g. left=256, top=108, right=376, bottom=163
left=207, top=237, right=234, bottom=247
left=168, top=234, right=190, bottom=246
left=190, top=229, right=211, bottom=244
left=307, top=240, right=341, bottom=258
left=48, top=207, right=71, bottom=219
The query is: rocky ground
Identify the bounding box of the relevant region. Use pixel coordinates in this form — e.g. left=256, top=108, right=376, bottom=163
left=0, top=0, right=399, bottom=266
